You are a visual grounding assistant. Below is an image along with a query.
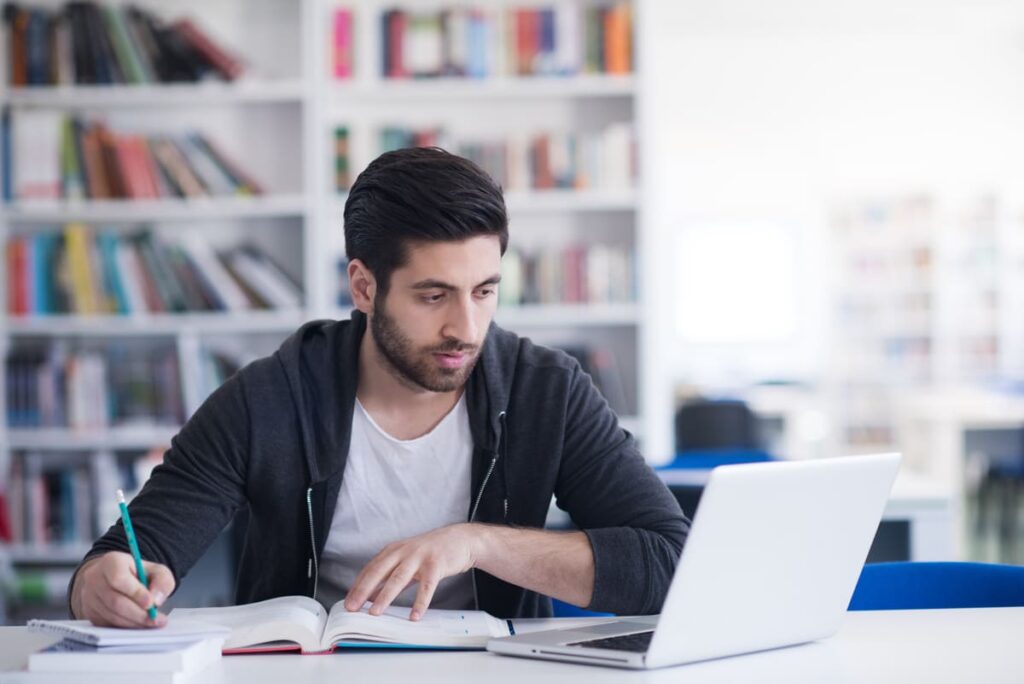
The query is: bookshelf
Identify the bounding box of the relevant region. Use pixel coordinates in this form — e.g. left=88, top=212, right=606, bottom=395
left=829, top=192, right=1024, bottom=458
left=1, top=0, right=662, bottom=620
left=0, top=0, right=313, bottom=620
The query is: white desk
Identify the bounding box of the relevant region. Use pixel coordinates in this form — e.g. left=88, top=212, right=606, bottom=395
left=3, top=608, right=1023, bottom=683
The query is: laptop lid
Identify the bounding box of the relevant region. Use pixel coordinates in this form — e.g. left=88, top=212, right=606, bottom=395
left=645, top=452, right=901, bottom=668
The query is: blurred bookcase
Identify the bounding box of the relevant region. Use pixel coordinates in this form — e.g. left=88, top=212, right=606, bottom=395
left=829, top=192, right=1024, bottom=459
left=0, top=0, right=315, bottom=620
left=0, top=0, right=656, bottom=620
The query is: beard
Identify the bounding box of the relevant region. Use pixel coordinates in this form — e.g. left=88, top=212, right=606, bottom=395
left=370, top=295, right=483, bottom=393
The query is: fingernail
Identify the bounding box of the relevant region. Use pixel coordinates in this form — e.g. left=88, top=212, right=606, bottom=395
left=153, top=591, right=166, bottom=607
left=410, top=610, right=420, bottom=621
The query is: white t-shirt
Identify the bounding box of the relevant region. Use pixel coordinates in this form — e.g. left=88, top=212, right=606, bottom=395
left=317, top=395, right=476, bottom=610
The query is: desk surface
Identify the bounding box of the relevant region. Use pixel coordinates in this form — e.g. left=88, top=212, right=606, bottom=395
left=3, top=608, right=1022, bottom=683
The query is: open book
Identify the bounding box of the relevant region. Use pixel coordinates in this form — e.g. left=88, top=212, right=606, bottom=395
left=169, top=596, right=514, bottom=654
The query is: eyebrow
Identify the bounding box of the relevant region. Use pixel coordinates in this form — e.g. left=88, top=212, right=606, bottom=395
left=410, top=275, right=502, bottom=291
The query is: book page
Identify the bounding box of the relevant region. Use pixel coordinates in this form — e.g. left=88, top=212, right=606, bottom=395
left=322, top=602, right=509, bottom=649
left=170, top=596, right=327, bottom=653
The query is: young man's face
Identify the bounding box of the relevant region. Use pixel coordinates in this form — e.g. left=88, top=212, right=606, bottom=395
left=370, top=235, right=502, bottom=393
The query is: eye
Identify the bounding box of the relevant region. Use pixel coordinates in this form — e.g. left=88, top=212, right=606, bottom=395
left=476, top=287, right=496, bottom=298
left=422, top=293, right=445, bottom=303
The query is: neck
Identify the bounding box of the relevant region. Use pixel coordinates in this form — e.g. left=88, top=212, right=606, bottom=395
left=356, top=324, right=463, bottom=434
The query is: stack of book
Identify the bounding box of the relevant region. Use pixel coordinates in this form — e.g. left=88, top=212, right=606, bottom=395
left=375, top=123, right=636, bottom=191
left=18, top=620, right=230, bottom=684
left=5, top=226, right=303, bottom=316
left=5, top=111, right=263, bottom=201
left=498, top=243, right=635, bottom=306
left=375, top=1, right=633, bottom=79
left=4, top=1, right=244, bottom=86
left=5, top=341, right=183, bottom=429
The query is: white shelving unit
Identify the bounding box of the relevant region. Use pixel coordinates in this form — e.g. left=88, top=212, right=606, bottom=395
left=829, top=192, right=1024, bottom=458
left=0, top=0, right=316, bottom=590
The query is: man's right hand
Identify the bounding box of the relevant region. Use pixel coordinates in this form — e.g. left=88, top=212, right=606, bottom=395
left=70, top=552, right=175, bottom=628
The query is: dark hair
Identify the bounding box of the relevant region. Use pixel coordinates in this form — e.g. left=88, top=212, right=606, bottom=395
left=344, top=147, right=509, bottom=293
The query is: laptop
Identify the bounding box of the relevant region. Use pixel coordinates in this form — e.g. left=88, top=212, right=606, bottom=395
left=487, top=452, right=901, bottom=669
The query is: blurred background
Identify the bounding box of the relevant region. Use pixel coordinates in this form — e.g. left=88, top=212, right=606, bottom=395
left=1, top=0, right=1023, bottom=623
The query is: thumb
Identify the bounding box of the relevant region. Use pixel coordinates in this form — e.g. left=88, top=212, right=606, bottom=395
left=143, top=561, right=175, bottom=608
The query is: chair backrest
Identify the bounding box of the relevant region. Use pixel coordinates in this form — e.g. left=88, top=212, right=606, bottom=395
left=675, top=399, right=761, bottom=452
left=848, top=561, right=1024, bottom=610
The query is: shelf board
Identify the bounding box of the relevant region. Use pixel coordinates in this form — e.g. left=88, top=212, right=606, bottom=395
left=2, top=195, right=309, bottom=223
left=5, top=544, right=93, bottom=565
left=4, top=80, right=307, bottom=108
left=330, top=74, right=635, bottom=103
left=6, top=426, right=179, bottom=450
left=330, top=189, right=636, bottom=215
left=495, top=303, right=639, bottom=327
left=4, top=310, right=307, bottom=336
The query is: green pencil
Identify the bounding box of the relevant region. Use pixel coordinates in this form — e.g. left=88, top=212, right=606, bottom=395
left=117, top=489, right=158, bottom=621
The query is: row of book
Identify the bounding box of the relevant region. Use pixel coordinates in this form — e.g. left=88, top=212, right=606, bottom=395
left=502, top=243, right=635, bottom=306
left=5, top=225, right=303, bottom=316
left=4, top=110, right=263, bottom=201
left=360, top=123, right=636, bottom=193
left=337, top=244, right=636, bottom=308
left=369, top=2, right=632, bottom=80
left=3, top=448, right=160, bottom=546
left=5, top=2, right=243, bottom=86
left=5, top=342, right=183, bottom=429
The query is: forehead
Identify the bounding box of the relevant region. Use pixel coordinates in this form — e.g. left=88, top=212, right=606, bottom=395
left=393, top=236, right=502, bottom=284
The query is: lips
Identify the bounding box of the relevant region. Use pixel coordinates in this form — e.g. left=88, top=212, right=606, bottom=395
left=434, top=352, right=468, bottom=369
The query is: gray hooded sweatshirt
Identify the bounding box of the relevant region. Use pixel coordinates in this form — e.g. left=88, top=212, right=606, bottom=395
left=74, top=311, right=689, bottom=617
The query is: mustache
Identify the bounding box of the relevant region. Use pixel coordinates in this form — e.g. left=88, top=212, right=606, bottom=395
left=429, top=341, right=478, bottom=354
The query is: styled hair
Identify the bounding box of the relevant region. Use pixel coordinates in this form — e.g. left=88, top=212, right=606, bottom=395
left=343, top=147, right=509, bottom=293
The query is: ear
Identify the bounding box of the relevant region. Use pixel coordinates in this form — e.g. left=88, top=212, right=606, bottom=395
left=348, top=259, right=377, bottom=314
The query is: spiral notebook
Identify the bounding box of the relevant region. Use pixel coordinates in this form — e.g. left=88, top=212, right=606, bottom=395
left=27, top=619, right=231, bottom=647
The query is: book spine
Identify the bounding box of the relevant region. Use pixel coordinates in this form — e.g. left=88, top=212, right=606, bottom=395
left=173, top=17, right=244, bottom=80
left=103, top=5, right=145, bottom=83
left=63, top=223, right=100, bottom=314
left=333, top=9, right=353, bottom=79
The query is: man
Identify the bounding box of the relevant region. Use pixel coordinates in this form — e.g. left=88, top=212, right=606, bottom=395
left=69, top=148, right=689, bottom=628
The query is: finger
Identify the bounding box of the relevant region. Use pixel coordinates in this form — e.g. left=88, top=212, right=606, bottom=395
left=410, top=570, right=441, bottom=621
left=103, top=562, right=154, bottom=612
left=345, top=554, right=399, bottom=611
left=87, top=591, right=148, bottom=629
left=144, top=562, right=175, bottom=609
left=370, top=563, right=417, bottom=616
left=105, top=591, right=158, bottom=627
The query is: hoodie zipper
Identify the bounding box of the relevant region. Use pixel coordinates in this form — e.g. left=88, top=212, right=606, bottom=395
left=306, top=487, right=319, bottom=601
left=469, top=411, right=506, bottom=522
left=470, top=410, right=507, bottom=610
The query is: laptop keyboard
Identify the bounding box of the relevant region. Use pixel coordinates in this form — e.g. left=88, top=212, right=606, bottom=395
left=567, top=630, right=654, bottom=653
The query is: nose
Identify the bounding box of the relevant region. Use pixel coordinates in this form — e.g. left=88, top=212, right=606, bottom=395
left=442, top=295, right=478, bottom=345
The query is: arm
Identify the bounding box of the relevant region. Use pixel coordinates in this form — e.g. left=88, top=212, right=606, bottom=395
left=554, top=361, right=690, bottom=615
left=68, top=372, right=251, bottom=625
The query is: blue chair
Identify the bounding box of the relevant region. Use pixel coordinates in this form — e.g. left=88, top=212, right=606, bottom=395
left=848, top=562, right=1024, bottom=610
left=551, top=598, right=613, bottom=618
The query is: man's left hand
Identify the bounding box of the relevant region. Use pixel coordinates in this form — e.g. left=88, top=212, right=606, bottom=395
left=343, top=523, right=483, bottom=621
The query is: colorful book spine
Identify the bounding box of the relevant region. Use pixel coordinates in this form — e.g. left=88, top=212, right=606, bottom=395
left=333, top=9, right=354, bottom=79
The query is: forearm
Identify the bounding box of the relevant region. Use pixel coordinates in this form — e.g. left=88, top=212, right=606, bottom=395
left=472, top=524, right=595, bottom=608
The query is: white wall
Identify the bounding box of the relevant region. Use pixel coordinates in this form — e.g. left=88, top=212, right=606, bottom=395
left=642, top=0, right=1024, bottom=387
